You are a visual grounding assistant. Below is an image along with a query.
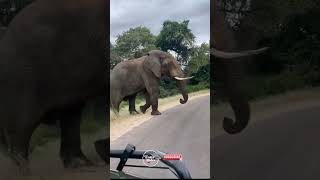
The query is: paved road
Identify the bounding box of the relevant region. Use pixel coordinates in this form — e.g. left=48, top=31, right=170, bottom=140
left=213, top=104, right=320, bottom=180
left=111, top=95, right=210, bottom=179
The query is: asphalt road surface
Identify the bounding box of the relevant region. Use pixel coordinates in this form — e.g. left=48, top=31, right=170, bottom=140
left=213, top=104, right=320, bottom=180
left=110, top=95, right=210, bottom=179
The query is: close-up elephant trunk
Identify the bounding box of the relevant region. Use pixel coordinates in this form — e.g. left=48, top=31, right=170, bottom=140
left=212, top=47, right=268, bottom=134
left=212, top=1, right=268, bottom=134
left=214, top=59, right=251, bottom=134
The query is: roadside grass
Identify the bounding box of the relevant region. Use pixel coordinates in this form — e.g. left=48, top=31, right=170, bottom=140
left=212, top=87, right=320, bottom=138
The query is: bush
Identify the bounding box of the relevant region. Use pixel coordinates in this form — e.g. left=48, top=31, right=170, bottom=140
left=189, top=64, right=210, bottom=85
left=243, top=70, right=310, bottom=100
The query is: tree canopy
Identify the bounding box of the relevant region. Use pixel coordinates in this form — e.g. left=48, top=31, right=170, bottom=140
left=215, top=0, right=320, bottom=99
left=114, top=26, right=157, bottom=59
left=155, top=20, right=195, bottom=65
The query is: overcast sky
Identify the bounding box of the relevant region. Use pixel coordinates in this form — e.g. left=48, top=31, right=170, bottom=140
left=110, top=0, right=210, bottom=45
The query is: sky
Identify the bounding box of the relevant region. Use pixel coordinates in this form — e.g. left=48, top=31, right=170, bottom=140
left=110, top=0, right=210, bottom=46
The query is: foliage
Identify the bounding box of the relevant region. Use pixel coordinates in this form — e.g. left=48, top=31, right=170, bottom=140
left=214, top=0, right=320, bottom=102
left=243, top=70, right=320, bottom=100
left=155, top=20, right=195, bottom=65
left=250, top=8, right=320, bottom=76
left=186, top=42, right=210, bottom=75
left=114, top=26, right=157, bottom=59
left=159, top=81, right=208, bottom=98
left=110, top=42, right=122, bottom=69
left=189, top=64, right=210, bottom=85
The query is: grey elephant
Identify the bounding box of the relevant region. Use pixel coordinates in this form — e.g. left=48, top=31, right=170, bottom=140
left=0, top=0, right=107, bottom=174
left=211, top=1, right=268, bottom=134
left=110, top=50, right=192, bottom=115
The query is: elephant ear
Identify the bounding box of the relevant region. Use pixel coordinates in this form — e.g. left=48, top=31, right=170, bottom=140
left=143, top=53, right=161, bottom=78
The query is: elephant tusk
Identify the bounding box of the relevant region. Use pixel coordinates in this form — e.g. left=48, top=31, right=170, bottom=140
left=174, top=76, right=194, bottom=81
left=210, top=47, right=269, bottom=59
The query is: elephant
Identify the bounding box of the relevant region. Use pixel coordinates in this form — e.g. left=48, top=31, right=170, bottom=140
left=211, top=1, right=268, bottom=134
left=0, top=0, right=107, bottom=174
left=94, top=138, right=108, bottom=164
left=110, top=50, right=193, bottom=115
left=211, top=47, right=268, bottom=134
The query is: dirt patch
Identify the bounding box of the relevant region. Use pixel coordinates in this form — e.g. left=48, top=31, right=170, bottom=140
left=110, top=90, right=210, bottom=141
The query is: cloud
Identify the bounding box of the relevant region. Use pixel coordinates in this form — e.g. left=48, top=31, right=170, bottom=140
left=110, top=0, right=210, bottom=45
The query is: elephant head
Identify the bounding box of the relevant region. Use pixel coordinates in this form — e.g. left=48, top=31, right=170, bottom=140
left=144, top=50, right=193, bottom=104
left=212, top=1, right=268, bottom=134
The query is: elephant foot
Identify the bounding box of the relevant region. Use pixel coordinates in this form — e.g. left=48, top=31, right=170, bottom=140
left=94, top=138, right=108, bottom=164
left=151, top=110, right=161, bottom=115
left=63, top=155, right=94, bottom=168
left=140, top=106, right=147, bottom=114
left=9, top=152, right=32, bottom=176
left=129, top=110, right=140, bottom=115
left=19, top=163, right=32, bottom=176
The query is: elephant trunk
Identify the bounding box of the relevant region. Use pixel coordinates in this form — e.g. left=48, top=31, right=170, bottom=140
left=176, top=80, right=188, bottom=104
left=223, top=89, right=250, bottom=134
left=215, top=60, right=250, bottom=134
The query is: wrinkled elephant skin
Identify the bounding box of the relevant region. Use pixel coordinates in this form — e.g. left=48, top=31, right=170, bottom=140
left=110, top=50, right=192, bottom=115
left=0, top=0, right=107, bottom=174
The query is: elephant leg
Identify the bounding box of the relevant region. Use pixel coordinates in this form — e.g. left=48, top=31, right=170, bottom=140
left=59, top=103, right=92, bottom=168
left=114, top=102, right=120, bottom=113
left=110, top=94, right=121, bottom=112
left=5, top=114, right=40, bottom=175
left=94, top=138, right=109, bottom=164
left=145, top=87, right=161, bottom=115
left=140, top=92, right=151, bottom=113
left=7, top=132, right=32, bottom=175
left=128, top=95, right=139, bottom=114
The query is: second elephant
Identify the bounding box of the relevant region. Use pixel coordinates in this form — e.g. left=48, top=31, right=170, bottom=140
left=110, top=50, right=192, bottom=115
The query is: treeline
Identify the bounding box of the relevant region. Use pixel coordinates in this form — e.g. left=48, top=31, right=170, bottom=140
left=111, top=20, right=210, bottom=98
left=218, top=0, right=320, bottom=100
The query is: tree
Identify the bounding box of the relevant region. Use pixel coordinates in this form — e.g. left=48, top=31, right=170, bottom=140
left=156, top=20, right=195, bottom=65
left=110, top=42, right=121, bottom=69
left=114, top=26, right=157, bottom=59
left=187, top=42, right=210, bottom=75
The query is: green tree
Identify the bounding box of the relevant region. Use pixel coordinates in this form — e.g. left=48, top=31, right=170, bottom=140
left=110, top=42, right=122, bottom=69
left=156, top=20, right=195, bottom=65
left=114, top=26, right=157, bottom=59
left=187, top=42, right=210, bottom=75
